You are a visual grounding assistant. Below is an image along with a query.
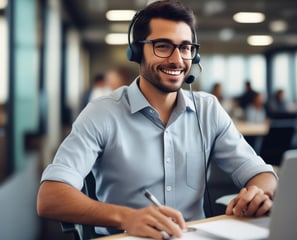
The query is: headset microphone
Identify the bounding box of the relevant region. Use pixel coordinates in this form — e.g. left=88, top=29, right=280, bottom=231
left=184, top=62, right=203, bottom=84
left=185, top=74, right=195, bottom=84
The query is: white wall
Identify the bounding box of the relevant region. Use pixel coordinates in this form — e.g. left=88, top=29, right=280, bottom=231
left=0, top=16, right=7, bottom=104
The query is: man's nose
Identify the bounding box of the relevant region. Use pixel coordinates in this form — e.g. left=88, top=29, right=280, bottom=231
left=168, top=47, right=183, bottom=63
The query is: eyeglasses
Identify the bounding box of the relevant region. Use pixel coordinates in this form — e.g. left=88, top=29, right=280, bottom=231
left=138, top=39, right=200, bottom=60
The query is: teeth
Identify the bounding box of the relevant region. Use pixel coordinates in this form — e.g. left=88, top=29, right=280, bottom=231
left=162, top=69, right=182, bottom=76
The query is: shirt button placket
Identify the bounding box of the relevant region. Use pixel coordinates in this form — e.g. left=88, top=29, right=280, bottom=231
left=163, top=129, right=175, bottom=207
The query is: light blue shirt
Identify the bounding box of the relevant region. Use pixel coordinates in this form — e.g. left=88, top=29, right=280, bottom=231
left=41, top=78, right=274, bottom=234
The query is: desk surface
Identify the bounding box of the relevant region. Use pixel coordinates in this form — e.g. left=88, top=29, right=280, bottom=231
left=94, top=215, right=253, bottom=240
left=233, top=120, right=269, bottom=136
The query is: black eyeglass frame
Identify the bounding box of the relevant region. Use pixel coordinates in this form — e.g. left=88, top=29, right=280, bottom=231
left=138, top=39, right=200, bottom=60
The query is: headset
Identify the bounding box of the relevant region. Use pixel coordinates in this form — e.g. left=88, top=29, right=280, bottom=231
left=126, top=11, right=201, bottom=67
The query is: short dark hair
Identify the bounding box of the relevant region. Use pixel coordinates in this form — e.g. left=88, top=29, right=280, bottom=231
left=132, top=0, right=197, bottom=44
left=93, top=73, right=105, bottom=84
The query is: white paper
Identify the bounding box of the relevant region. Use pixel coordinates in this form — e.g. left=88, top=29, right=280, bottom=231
left=119, top=232, right=214, bottom=240
left=192, top=218, right=269, bottom=240
left=112, top=218, right=269, bottom=240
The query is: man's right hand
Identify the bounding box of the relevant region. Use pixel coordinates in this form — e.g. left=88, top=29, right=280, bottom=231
left=37, top=181, right=186, bottom=239
left=121, top=205, right=186, bottom=239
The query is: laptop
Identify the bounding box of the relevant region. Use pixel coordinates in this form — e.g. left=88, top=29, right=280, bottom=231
left=268, top=149, right=297, bottom=239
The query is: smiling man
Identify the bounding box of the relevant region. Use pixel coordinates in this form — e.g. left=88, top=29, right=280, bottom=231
left=37, top=1, right=277, bottom=239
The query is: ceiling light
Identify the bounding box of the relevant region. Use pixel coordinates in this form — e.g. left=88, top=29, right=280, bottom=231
left=247, top=35, right=273, bottom=46
left=0, top=0, right=7, bottom=9
left=219, top=28, right=234, bottom=41
left=203, top=0, right=226, bottom=16
left=106, top=10, right=136, bottom=21
left=269, top=20, right=288, bottom=33
left=233, top=12, right=265, bottom=23
left=105, top=33, right=128, bottom=45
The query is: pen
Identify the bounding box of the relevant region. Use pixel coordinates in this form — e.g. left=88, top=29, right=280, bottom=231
left=144, top=189, right=162, bottom=207
left=144, top=189, right=197, bottom=237
left=144, top=189, right=171, bottom=239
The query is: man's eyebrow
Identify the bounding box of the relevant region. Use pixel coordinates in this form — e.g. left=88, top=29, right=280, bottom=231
left=181, top=40, right=193, bottom=44
left=149, top=38, right=172, bottom=42
left=149, top=38, right=193, bottom=44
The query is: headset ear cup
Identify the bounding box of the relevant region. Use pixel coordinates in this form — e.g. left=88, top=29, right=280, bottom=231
left=192, top=53, right=200, bottom=64
left=126, top=43, right=142, bottom=63
left=126, top=45, right=134, bottom=62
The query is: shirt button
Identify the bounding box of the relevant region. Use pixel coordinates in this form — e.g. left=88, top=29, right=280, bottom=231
left=166, top=186, right=172, bottom=191
left=149, top=109, right=154, bottom=114
left=166, top=157, right=171, bottom=163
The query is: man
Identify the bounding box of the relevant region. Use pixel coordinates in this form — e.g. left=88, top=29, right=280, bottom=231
left=37, top=1, right=277, bottom=239
left=239, top=80, right=257, bottom=110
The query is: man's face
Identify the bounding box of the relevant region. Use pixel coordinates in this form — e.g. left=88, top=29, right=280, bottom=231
left=140, top=18, right=193, bottom=93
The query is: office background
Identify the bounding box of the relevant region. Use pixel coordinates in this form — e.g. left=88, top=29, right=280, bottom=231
left=0, top=0, right=297, bottom=239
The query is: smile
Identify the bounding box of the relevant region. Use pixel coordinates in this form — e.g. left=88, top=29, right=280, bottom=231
left=160, top=68, right=183, bottom=76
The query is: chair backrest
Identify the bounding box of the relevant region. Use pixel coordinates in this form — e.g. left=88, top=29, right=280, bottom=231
left=259, top=118, right=297, bottom=166
left=60, top=171, right=102, bottom=240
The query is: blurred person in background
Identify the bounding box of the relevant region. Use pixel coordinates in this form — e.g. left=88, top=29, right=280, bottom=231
left=267, top=89, right=291, bottom=114
left=88, top=73, right=112, bottom=102
left=106, top=65, right=135, bottom=90
left=211, top=82, right=223, bottom=103
left=245, top=92, right=267, bottom=123
left=238, top=80, right=257, bottom=110
left=210, top=82, right=234, bottom=115
left=81, top=73, right=111, bottom=109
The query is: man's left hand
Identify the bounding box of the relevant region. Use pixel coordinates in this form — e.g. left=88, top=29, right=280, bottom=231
left=225, top=185, right=272, bottom=217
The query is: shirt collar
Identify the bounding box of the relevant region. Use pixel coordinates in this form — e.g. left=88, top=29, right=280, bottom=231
left=127, top=77, right=196, bottom=114
left=128, top=77, right=151, bottom=114
left=178, top=88, right=196, bottom=113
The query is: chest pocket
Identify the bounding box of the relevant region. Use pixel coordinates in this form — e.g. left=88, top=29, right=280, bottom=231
left=186, top=151, right=207, bottom=190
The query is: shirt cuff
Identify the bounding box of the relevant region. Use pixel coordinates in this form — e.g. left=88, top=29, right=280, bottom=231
left=40, top=163, right=84, bottom=190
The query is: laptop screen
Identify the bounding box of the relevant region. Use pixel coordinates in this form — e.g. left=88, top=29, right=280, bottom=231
left=268, top=149, right=297, bottom=240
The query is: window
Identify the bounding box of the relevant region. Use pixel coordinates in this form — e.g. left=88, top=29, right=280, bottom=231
left=199, top=54, right=266, bottom=99
left=272, top=53, right=290, bottom=99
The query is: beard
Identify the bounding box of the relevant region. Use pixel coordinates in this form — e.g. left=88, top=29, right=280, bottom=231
left=140, top=60, right=187, bottom=93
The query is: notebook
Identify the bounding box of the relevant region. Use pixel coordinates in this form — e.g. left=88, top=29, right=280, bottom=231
left=268, top=149, right=297, bottom=239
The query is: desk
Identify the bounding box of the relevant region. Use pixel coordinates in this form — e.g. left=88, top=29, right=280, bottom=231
left=94, top=215, right=266, bottom=240
left=233, top=120, right=269, bottom=136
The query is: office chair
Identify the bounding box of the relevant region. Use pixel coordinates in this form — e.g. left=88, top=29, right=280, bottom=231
left=204, top=162, right=240, bottom=217
left=259, top=118, right=297, bottom=166
left=60, top=171, right=103, bottom=240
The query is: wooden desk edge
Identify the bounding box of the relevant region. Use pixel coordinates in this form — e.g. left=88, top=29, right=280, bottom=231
left=93, top=215, right=240, bottom=240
